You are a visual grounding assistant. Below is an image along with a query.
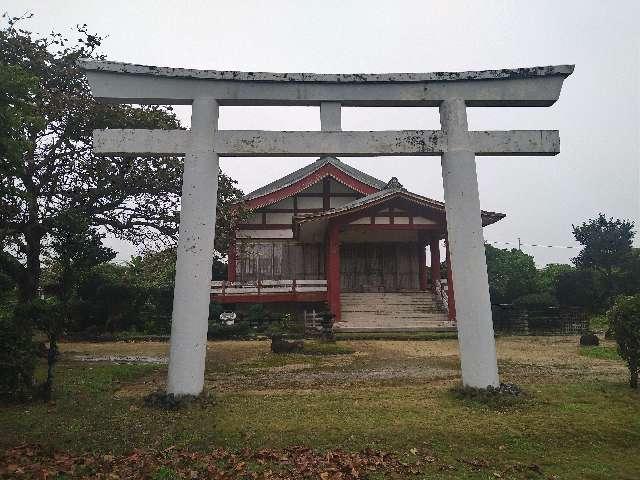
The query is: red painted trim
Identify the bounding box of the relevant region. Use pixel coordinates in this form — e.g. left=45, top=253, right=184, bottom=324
left=446, top=240, right=456, bottom=322
left=296, top=192, right=360, bottom=198
left=344, top=224, right=440, bottom=230
left=212, top=292, right=326, bottom=304
left=297, top=192, right=448, bottom=230
left=227, top=238, right=237, bottom=282
left=237, top=224, right=292, bottom=230
left=327, top=221, right=341, bottom=322
left=243, top=163, right=379, bottom=210
left=260, top=208, right=322, bottom=213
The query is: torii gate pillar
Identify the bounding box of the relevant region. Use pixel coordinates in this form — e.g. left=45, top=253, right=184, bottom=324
left=440, top=99, right=499, bottom=387
left=167, top=98, right=220, bottom=395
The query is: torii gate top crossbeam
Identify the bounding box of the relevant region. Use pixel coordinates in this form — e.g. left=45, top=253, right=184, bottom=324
left=79, top=59, right=573, bottom=107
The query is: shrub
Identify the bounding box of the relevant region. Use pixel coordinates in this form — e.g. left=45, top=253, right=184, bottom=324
left=207, top=322, right=252, bottom=340
left=512, top=292, right=559, bottom=308
left=451, top=383, right=530, bottom=410
left=0, top=314, right=37, bottom=402
left=608, top=294, right=640, bottom=389
left=556, top=269, right=606, bottom=312
left=245, top=304, right=273, bottom=327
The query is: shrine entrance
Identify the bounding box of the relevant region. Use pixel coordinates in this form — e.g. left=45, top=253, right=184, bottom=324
left=80, top=59, right=573, bottom=394
left=340, top=243, right=421, bottom=293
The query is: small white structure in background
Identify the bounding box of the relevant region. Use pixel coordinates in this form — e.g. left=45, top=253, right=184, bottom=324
left=219, top=311, right=236, bottom=326
left=80, top=60, right=573, bottom=395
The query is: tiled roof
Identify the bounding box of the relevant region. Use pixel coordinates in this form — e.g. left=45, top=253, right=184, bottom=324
left=241, top=156, right=387, bottom=202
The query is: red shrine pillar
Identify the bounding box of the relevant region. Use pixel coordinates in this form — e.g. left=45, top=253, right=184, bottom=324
left=227, top=237, right=237, bottom=282
left=445, top=240, right=456, bottom=321
left=326, top=221, right=341, bottom=322
left=418, top=242, right=428, bottom=291
left=430, top=238, right=441, bottom=291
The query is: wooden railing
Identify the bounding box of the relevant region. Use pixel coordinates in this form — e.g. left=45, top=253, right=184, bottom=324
left=434, top=279, right=449, bottom=313
left=211, top=279, right=327, bottom=296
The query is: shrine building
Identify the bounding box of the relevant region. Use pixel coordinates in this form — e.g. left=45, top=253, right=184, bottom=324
left=212, top=156, right=505, bottom=331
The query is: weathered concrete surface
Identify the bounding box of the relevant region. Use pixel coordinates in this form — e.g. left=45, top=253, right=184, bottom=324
left=440, top=98, right=499, bottom=388
left=93, top=129, right=559, bottom=157
left=320, top=102, right=342, bottom=131
left=79, top=60, right=573, bottom=107
left=166, top=97, right=220, bottom=396
left=79, top=59, right=573, bottom=83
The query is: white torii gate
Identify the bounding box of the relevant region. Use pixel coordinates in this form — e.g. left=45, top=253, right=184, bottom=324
left=80, top=60, right=573, bottom=395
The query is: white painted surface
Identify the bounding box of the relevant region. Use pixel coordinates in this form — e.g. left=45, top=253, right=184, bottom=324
left=297, top=196, right=323, bottom=209
left=167, top=97, right=220, bottom=396
left=394, top=217, right=410, bottom=225
left=440, top=98, right=499, bottom=389
left=81, top=60, right=572, bottom=107
left=93, top=128, right=560, bottom=157
left=330, top=196, right=355, bottom=208
left=329, top=178, right=357, bottom=194
left=270, top=197, right=294, bottom=209
left=320, top=102, right=342, bottom=131
left=266, top=212, right=293, bottom=224
left=245, top=212, right=262, bottom=224
left=349, top=217, right=371, bottom=225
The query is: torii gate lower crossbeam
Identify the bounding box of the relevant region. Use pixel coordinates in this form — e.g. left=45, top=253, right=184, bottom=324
left=80, top=60, right=573, bottom=395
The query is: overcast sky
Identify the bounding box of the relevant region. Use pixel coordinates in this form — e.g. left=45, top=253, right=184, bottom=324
left=8, top=0, right=639, bottom=266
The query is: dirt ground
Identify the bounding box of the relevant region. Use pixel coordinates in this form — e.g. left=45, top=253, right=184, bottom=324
left=59, top=335, right=627, bottom=397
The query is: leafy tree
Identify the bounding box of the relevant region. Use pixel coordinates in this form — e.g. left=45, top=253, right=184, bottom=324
left=535, top=263, right=574, bottom=295
left=484, top=244, right=539, bottom=304
left=555, top=268, right=605, bottom=311
left=0, top=61, right=42, bottom=163
left=75, top=263, right=148, bottom=334
left=608, top=294, right=640, bottom=389
left=572, top=213, right=635, bottom=274
left=38, top=215, right=115, bottom=398
left=0, top=308, right=37, bottom=402
left=0, top=16, right=179, bottom=303
left=512, top=292, right=559, bottom=308
left=0, top=16, right=244, bottom=306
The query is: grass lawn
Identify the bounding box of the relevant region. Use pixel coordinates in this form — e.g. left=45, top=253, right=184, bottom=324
left=1, top=336, right=639, bottom=479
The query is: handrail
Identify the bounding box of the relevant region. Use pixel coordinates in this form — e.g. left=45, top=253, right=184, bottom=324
left=211, top=279, right=327, bottom=295
left=435, top=279, right=449, bottom=313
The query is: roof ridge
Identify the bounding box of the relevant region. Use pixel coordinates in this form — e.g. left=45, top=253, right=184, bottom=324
left=240, top=156, right=386, bottom=203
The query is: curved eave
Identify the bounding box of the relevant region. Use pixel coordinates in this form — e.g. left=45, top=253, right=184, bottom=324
left=293, top=190, right=506, bottom=228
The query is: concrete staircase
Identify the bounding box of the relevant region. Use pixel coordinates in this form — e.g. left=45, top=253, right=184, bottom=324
left=335, top=291, right=454, bottom=332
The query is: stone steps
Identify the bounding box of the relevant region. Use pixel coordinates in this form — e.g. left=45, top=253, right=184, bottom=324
left=336, top=291, right=452, bottom=332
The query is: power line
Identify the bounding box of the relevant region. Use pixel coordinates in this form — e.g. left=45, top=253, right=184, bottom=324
left=487, top=240, right=578, bottom=250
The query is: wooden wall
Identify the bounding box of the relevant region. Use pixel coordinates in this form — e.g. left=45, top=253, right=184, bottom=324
left=236, top=240, right=325, bottom=282
left=340, top=243, right=421, bottom=292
